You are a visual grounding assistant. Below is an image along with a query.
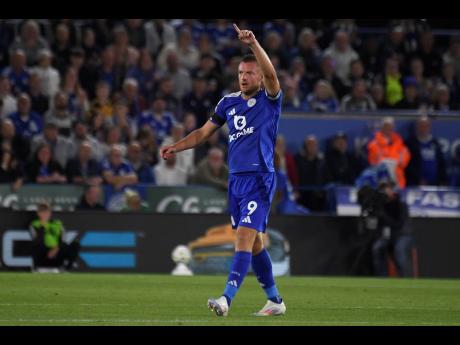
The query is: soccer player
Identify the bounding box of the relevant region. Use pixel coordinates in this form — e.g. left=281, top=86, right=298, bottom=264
left=160, top=24, right=286, bottom=316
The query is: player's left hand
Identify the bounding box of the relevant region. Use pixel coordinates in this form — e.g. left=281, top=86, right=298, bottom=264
left=233, top=23, right=256, bottom=45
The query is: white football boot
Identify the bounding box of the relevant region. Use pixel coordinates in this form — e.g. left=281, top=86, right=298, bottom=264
left=207, top=296, right=229, bottom=317
left=253, top=300, right=286, bottom=316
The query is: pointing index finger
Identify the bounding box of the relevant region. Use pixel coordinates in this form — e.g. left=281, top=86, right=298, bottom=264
left=233, top=23, right=241, bottom=34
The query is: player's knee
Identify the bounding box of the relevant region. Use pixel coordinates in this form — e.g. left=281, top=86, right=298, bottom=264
left=252, top=235, right=264, bottom=255
left=235, top=227, right=257, bottom=251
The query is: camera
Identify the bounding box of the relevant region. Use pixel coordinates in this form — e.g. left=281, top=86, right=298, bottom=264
left=357, top=183, right=390, bottom=232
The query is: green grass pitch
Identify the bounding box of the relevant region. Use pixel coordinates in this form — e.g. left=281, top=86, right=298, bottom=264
left=0, top=272, right=459, bottom=326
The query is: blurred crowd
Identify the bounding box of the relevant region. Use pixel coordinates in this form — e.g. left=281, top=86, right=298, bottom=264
left=1, top=19, right=460, bottom=212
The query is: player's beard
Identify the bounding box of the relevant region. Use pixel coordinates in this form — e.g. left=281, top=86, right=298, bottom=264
left=241, top=84, right=260, bottom=98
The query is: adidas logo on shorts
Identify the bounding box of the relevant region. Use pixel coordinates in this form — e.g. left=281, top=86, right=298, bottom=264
left=242, top=216, right=252, bottom=224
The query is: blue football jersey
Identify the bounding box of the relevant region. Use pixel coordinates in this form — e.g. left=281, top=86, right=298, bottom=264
left=210, top=89, right=282, bottom=174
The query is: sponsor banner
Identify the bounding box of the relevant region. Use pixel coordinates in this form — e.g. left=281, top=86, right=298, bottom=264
left=146, top=186, right=228, bottom=213
left=0, top=185, right=84, bottom=211
left=336, top=186, right=460, bottom=217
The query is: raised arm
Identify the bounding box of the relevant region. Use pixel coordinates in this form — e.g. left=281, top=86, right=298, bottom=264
left=160, top=120, right=220, bottom=160
left=233, top=23, right=280, bottom=97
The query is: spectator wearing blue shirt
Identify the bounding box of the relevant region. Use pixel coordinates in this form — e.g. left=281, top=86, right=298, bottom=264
left=102, top=145, right=138, bottom=191
left=121, top=78, right=145, bottom=120
left=126, top=141, right=155, bottom=184
left=8, top=93, right=43, bottom=139
left=2, top=49, right=30, bottom=95
left=137, top=97, right=175, bottom=145
left=405, top=116, right=447, bottom=186
left=306, top=80, right=339, bottom=113
left=282, top=81, right=309, bottom=112
left=206, top=20, right=239, bottom=59
left=125, top=49, right=157, bottom=103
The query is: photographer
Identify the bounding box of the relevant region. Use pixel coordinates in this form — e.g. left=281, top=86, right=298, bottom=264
left=359, top=181, right=415, bottom=277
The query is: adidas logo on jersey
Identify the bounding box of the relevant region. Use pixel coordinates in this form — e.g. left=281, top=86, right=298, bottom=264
left=242, top=216, right=252, bottom=224
left=228, top=108, right=236, bottom=116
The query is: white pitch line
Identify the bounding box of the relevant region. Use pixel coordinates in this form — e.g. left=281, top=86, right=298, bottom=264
left=0, top=319, right=458, bottom=326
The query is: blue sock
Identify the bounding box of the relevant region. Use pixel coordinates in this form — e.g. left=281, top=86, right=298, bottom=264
left=223, top=251, right=252, bottom=306
left=252, top=249, right=282, bottom=304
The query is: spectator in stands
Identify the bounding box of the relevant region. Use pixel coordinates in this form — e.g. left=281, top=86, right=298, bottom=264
left=183, top=112, right=198, bottom=136
left=111, top=99, right=134, bottom=143
left=380, top=57, right=403, bottom=107
left=32, top=49, right=60, bottom=100
left=0, top=118, right=29, bottom=158
left=0, top=142, right=24, bottom=191
left=449, top=145, right=460, bottom=187
left=0, top=76, right=17, bottom=118
left=2, top=49, right=30, bottom=95
left=44, top=91, right=74, bottom=137
left=138, top=96, right=175, bottom=145
left=28, top=71, right=49, bottom=116
left=194, top=53, right=224, bottom=100
left=372, top=181, right=414, bottom=277
left=370, top=83, right=387, bottom=109
left=154, top=152, right=187, bottom=186
left=174, top=27, right=200, bottom=70
left=182, top=73, right=215, bottom=127
left=295, top=135, right=327, bottom=211
left=61, top=67, right=90, bottom=119
left=412, top=30, right=442, bottom=78
left=29, top=201, right=80, bottom=271
left=291, top=28, right=321, bottom=80
left=66, top=141, right=103, bottom=186
left=359, top=35, right=383, bottom=78
left=159, top=51, right=192, bottom=100
left=367, top=117, right=411, bottom=188
left=112, top=25, right=133, bottom=67
left=90, top=81, right=113, bottom=124
left=380, top=25, right=411, bottom=65
left=348, top=59, right=370, bottom=89
left=405, top=116, right=447, bottom=186
left=263, top=19, right=296, bottom=49
left=156, top=76, right=180, bottom=115
left=31, top=121, right=72, bottom=169
left=340, top=79, right=376, bottom=112
left=76, top=184, right=105, bottom=210
left=122, top=188, right=149, bottom=212
left=307, top=79, right=339, bottom=113
left=430, top=84, right=453, bottom=111
left=51, top=23, right=72, bottom=74
left=289, top=56, right=311, bottom=99
left=81, top=27, right=101, bottom=67
left=437, top=61, right=460, bottom=109
left=443, top=36, right=460, bottom=78
left=136, top=126, right=159, bottom=167
left=120, top=78, right=145, bottom=119
left=125, top=49, right=157, bottom=103
left=324, top=31, right=359, bottom=86
left=194, top=129, right=227, bottom=165
left=125, top=19, right=146, bottom=48
left=316, top=55, right=348, bottom=99
left=126, top=141, right=155, bottom=184
left=283, top=80, right=309, bottom=112
left=144, top=19, right=177, bottom=57
left=189, top=147, right=228, bottom=190
left=161, top=123, right=194, bottom=175
left=273, top=151, right=309, bottom=215
left=101, top=125, right=127, bottom=158
left=9, top=20, right=49, bottom=66
left=102, top=145, right=138, bottom=191
left=97, top=46, right=123, bottom=92
left=26, top=142, right=66, bottom=184
left=263, top=31, right=290, bottom=70
left=394, top=76, right=423, bottom=110
left=409, top=57, right=433, bottom=103
left=8, top=93, right=43, bottom=139
left=324, top=132, right=361, bottom=185
left=68, top=120, right=104, bottom=162
left=275, top=135, right=299, bottom=188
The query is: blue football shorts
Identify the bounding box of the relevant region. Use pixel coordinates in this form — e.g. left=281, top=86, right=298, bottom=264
left=228, top=172, right=276, bottom=233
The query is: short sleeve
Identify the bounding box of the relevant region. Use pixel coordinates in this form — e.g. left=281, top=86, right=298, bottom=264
left=209, top=97, right=226, bottom=127
left=265, top=89, right=282, bottom=103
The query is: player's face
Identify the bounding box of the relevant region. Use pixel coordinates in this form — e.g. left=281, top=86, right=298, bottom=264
left=238, top=61, right=262, bottom=96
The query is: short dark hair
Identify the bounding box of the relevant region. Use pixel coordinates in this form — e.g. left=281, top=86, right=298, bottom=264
left=240, top=54, right=258, bottom=64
